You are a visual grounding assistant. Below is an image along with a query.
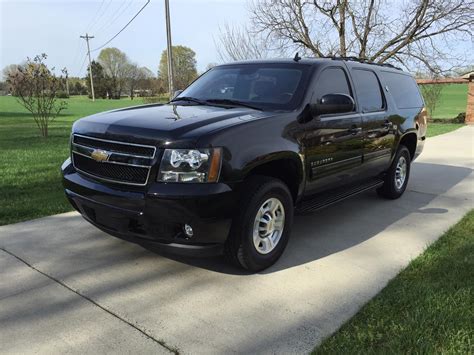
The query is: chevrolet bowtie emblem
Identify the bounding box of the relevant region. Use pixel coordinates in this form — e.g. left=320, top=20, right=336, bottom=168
left=90, top=149, right=110, bottom=162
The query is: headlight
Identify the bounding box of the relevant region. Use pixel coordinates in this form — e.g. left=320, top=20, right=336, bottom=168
left=158, top=148, right=222, bottom=183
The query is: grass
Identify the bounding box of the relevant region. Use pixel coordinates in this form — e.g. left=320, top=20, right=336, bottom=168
left=314, top=210, right=474, bottom=354
left=0, top=96, right=150, bottom=226
left=429, top=83, right=468, bottom=119
left=426, top=123, right=464, bottom=137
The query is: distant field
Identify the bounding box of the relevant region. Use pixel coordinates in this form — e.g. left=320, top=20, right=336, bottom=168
left=0, top=96, right=151, bottom=225
left=427, top=83, right=468, bottom=119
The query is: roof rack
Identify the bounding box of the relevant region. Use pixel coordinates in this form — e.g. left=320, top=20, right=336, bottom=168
left=320, top=56, right=403, bottom=71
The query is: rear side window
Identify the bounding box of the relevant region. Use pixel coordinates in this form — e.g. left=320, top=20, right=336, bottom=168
left=351, top=69, right=384, bottom=112
left=381, top=71, right=423, bottom=109
left=314, top=67, right=352, bottom=99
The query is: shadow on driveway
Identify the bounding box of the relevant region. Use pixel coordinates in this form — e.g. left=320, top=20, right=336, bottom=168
left=137, top=162, right=471, bottom=274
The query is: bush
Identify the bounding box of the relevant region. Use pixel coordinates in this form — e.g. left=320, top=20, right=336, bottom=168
left=6, top=53, right=67, bottom=137
left=56, top=91, right=69, bottom=99
left=453, top=112, right=466, bottom=124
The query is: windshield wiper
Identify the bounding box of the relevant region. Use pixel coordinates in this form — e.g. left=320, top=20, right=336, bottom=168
left=169, top=96, right=207, bottom=105
left=205, top=99, right=263, bottom=111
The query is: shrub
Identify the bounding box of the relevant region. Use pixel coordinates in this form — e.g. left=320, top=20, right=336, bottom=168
left=56, top=91, right=69, bottom=99
left=6, top=54, right=67, bottom=138
left=453, top=112, right=466, bottom=124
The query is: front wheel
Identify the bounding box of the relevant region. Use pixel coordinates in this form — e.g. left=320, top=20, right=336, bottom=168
left=225, top=176, right=294, bottom=272
left=377, top=145, right=411, bottom=199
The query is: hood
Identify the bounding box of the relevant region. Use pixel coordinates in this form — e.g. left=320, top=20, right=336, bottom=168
left=73, top=103, right=273, bottom=146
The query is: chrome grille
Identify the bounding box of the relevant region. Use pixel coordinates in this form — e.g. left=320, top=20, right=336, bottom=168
left=71, top=134, right=156, bottom=186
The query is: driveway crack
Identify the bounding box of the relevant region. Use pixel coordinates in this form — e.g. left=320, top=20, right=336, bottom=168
left=1, top=247, right=179, bottom=355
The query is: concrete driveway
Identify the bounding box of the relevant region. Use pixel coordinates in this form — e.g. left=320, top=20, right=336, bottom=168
left=1, top=126, right=473, bottom=354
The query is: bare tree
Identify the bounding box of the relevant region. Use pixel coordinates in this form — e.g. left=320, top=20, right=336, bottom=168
left=215, top=23, right=277, bottom=62
left=248, top=0, right=474, bottom=73
left=6, top=54, right=67, bottom=138
left=2, top=64, right=22, bottom=94
left=127, top=65, right=154, bottom=99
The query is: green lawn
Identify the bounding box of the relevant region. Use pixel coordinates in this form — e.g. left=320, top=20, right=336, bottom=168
left=427, top=123, right=464, bottom=137
left=429, top=84, right=468, bottom=119
left=0, top=96, right=150, bottom=226
left=314, top=210, right=474, bottom=354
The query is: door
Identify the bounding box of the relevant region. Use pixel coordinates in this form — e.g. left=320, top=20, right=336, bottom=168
left=351, top=68, right=395, bottom=177
left=302, top=66, right=363, bottom=195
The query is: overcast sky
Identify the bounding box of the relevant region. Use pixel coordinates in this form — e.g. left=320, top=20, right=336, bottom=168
left=0, top=0, right=249, bottom=77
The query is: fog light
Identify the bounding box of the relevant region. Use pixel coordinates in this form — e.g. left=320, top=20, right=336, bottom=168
left=183, top=224, right=194, bottom=238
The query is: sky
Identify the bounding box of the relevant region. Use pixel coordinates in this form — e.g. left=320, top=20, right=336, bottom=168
left=0, top=0, right=249, bottom=77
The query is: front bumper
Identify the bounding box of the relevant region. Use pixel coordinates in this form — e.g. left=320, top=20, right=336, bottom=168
left=62, top=159, right=236, bottom=256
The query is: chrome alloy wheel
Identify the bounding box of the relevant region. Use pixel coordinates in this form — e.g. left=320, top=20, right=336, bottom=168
left=252, top=197, right=285, bottom=255
left=395, top=156, right=407, bottom=190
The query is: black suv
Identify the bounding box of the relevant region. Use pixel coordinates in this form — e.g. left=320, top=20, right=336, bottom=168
left=62, top=58, right=427, bottom=271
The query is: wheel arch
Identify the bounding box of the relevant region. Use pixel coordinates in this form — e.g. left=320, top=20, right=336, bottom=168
left=398, top=131, right=417, bottom=160
left=242, top=152, right=305, bottom=204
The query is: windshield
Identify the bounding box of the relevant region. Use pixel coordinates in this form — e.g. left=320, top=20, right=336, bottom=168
left=176, top=63, right=312, bottom=111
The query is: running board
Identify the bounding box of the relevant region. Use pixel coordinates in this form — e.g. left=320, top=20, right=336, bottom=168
left=296, top=178, right=384, bottom=214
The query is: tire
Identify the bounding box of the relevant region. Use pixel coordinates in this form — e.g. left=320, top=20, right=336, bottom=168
left=225, top=176, right=294, bottom=272
left=377, top=145, right=411, bottom=199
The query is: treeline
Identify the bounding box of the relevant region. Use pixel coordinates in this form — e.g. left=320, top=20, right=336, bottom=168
left=1, top=45, right=199, bottom=99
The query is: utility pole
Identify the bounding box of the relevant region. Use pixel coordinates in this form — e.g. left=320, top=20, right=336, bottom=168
left=164, top=0, right=174, bottom=96
left=80, top=33, right=95, bottom=101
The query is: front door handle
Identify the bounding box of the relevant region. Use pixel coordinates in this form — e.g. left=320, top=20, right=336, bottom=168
left=349, top=126, right=362, bottom=135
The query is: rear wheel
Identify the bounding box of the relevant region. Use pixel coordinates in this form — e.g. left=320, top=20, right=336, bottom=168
left=377, top=145, right=411, bottom=199
left=225, top=176, right=293, bottom=272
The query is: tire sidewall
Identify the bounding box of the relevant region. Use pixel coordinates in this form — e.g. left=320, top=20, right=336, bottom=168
left=391, top=147, right=411, bottom=196
left=238, top=180, right=293, bottom=271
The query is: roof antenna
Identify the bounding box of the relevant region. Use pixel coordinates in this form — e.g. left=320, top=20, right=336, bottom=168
left=293, top=52, right=301, bottom=62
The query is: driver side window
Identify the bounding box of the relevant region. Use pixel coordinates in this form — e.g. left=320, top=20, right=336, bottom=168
left=313, top=67, right=353, bottom=103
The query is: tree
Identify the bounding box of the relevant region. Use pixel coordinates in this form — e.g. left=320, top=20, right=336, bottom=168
left=158, top=45, right=198, bottom=91
left=86, top=61, right=108, bottom=99
left=420, top=83, right=444, bottom=118
left=6, top=54, right=67, bottom=138
left=3, top=64, right=22, bottom=94
left=69, top=78, right=88, bottom=96
left=136, top=67, right=155, bottom=97
left=126, top=65, right=154, bottom=99
left=239, top=0, right=474, bottom=73
left=98, top=47, right=130, bottom=98
left=216, top=23, right=275, bottom=62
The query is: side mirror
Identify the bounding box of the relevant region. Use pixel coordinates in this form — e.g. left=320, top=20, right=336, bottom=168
left=312, top=94, right=355, bottom=116
left=172, top=90, right=183, bottom=99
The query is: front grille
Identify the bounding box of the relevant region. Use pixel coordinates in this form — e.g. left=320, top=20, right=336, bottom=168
left=71, top=134, right=156, bottom=186
left=73, top=135, right=155, bottom=157
left=72, top=154, right=150, bottom=184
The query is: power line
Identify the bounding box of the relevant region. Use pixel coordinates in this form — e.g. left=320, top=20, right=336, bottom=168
left=72, top=0, right=109, bottom=77
left=95, top=0, right=134, bottom=34
left=91, top=0, right=150, bottom=53
left=88, top=0, right=114, bottom=34
left=78, top=53, right=88, bottom=76
left=84, top=0, right=106, bottom=33
left=71, top=38, right=84, bottom=75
